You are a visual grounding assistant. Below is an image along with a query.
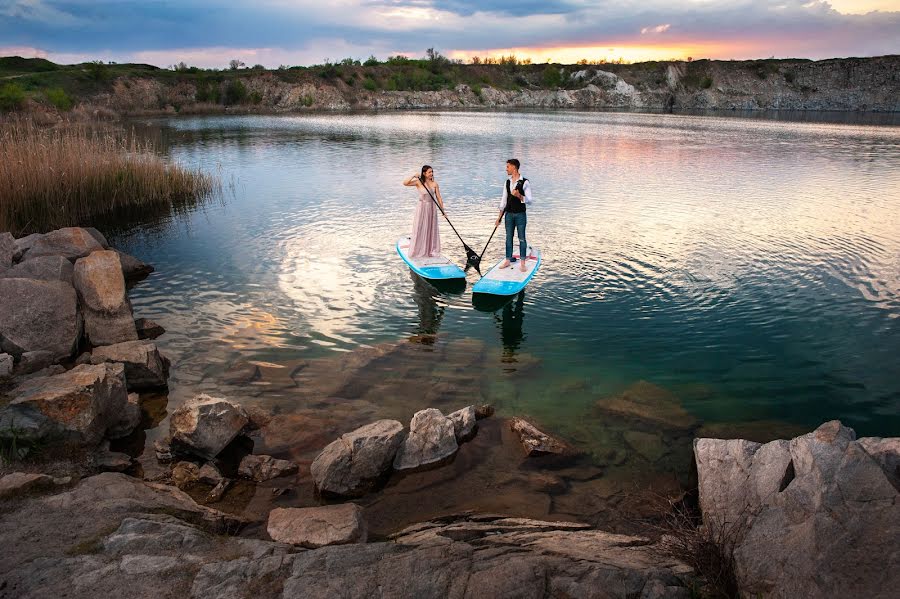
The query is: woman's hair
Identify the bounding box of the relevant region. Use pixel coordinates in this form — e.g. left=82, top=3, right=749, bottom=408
left=419, top=165, right=433, bottom=183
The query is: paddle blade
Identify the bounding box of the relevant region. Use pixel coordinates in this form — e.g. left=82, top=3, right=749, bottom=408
left=464, top=247, right=482, bottom=275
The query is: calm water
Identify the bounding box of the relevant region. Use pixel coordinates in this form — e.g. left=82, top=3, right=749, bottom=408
left=111, top=111, right=900, bottom=526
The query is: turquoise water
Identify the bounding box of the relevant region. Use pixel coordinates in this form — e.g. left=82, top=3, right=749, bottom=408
left=116, top=110, right=900, bottom=450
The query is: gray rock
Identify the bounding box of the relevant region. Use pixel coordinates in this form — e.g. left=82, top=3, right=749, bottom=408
left=474, top=404, right=495, bottom=419
left=394, top=408, right=458, bottom=472
left=238, top=454, right=299, bottom=482
left=0, top=255, right=74, bottom=284
left=0, top=232, right=18, bottom=268
left=83, top=227, right=109, bottom=249
left=14, top=350, right=55, bottom=375
left=0, top=472, right=55, bottom=498
left=107, top=392, right=142, bottom=439
left=509, top=417, right=579, bottom=458
left=134, top=317, right=165, bottom=340
left=695, top=420, right=900, bottom=598
left=0, top=352, right=13, bottom=377
left=13, top=233, right=42, bottom=260
left=24, top=227, right=104, bottom=262
left=169, top=394, right=250, bottom=460
left=0, top=363, right=129, bottom=445
left=858, top=436, right=900, bottom=491
left=14, top=364, right=66, bottom=382
left=267, top=504, right=367, bottom=548
left=154, top=439, right=174, bottom=463
left=115, top=250, right=154, bottom=282
left=311, top=419, right=405, bottom=497
left=73, top=250, right=138, bottom=346
left=90, top=340, right=170, bottom=390
left=198, top=462, right=224, bottom=486
left=94, top=450, right=134, bottom=472
left=448, top=405, right=477, bottom=441
left=75, top=352, right=92, bottom=366
left=0, top=278, right=80, bottom=360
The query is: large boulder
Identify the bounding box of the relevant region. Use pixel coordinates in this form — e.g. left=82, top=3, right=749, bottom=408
left=0, top=278, right=80, bottom=360
left=90, top=340, right=170, bottom=390
left=0, top=232, right=15, bottom=269
left=73, top=250, right=138, bottom=346
left=393, top=408, right=458, bottom=472
left=238, top=454, right=299, bottom=482
left=695, top=420, right=900, bottom=598
left=114, top=249, right=154, bottom=282
left=169, top=394, right=250, bottom=460
left=0, top=255, right=74, bottom=285
left=310, top=419, right=404, bottom=497
left=24, top=227, right=104, bottom=262
left=267, top=504, right=367, bottom=548
left=0, top=363, right=129, bottom=444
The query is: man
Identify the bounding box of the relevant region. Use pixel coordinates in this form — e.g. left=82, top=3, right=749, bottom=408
left=496, top=158, right=532, bottom=272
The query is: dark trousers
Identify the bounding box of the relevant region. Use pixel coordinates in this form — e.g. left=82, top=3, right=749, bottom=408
left=505, top=211, right=527, bottom=260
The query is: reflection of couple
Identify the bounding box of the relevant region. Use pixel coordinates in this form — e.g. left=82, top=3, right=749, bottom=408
left=403, top=159, right=532, bottom=271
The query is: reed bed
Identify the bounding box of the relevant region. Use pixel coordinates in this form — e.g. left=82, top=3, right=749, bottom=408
left=0, top=119, right=218, bottom=236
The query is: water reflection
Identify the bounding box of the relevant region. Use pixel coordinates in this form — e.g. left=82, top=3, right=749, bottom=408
left=472, top=291, right=528, bottom=360
left=408, top=273, right=465, bottom=341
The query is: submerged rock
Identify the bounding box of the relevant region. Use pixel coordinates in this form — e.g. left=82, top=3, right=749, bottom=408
left=0, top=278, right=80, bottom=360
left=267, top=504, right=367, bottom=548
left=595, top=381, right=698, bottom=431
left=169, top=394, right=250, bottom=460
left=73, top=250, right=138, bottom=346
left=90, top=340, right=170, bottom=390
left=448, top=405, right=477, bottom=441
left=695, top=420, right=900, bottom=598
left=311, top=419, right=404, bottom=498
left=394, top=408, right=458, bottom=472
left=509, top=417, right=579, bottom=458
left=238, top=454, right=299, bottom=482
left=0, top=363, right=129, bottom=445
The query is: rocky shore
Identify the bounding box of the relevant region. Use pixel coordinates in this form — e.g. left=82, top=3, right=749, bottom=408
left=1, top=226, right=898, bottom=597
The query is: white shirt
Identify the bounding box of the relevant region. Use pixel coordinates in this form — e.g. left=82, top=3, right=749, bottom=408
left=499, top=175, right=532, bottom=211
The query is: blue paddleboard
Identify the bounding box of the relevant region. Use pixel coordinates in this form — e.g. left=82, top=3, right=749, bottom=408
left=396, top=236, right=466, bottom=280
left=472, top=245, right=541, bottom=295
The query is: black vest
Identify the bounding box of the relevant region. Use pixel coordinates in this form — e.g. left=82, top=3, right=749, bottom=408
left=505, top=177, right=527, bottom=213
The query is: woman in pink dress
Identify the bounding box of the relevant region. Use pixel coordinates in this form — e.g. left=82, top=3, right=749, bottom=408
left=402, top=165, right=446, bottom=258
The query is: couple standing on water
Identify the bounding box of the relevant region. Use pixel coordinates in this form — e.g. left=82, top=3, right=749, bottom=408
left=403, top=159, right=533, bottom=272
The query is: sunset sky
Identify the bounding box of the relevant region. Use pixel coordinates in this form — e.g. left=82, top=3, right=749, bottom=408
left=1, top=0, right=899, bottom=67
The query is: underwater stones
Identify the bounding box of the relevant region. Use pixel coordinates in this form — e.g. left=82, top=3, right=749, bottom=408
left=310, top=419, right=404, bottom=497
left=448, top=406, right=477, bottom=441
left=595, top=381, right=698, bottom=431
left=509, top=417, right=579, bottom=459
left=267, top=504, right=367, bottom=548
left=393, top=409, right=459, bottom=472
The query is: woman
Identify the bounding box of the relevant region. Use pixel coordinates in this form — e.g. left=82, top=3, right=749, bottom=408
left=402, top=165, right=446, bottom=258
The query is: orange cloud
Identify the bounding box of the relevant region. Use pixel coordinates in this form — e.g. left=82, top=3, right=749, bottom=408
left=449, top=40, right=750, bottom=64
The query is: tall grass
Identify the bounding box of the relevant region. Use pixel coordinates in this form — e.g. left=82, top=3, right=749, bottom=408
left=0, top=119, right=218, bottom=236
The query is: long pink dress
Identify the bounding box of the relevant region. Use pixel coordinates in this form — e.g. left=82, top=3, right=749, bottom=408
left=409, top=185, right=441, bottom=258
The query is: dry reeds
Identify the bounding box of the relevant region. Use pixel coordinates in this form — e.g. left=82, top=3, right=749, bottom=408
left=0, top=119, right=218, bottom=236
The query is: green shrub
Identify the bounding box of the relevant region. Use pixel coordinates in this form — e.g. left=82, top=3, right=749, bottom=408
left=223, top=79, right=248, bottom=105
left=363, top=55, right=380, bottom=67
left=471, top=83, right=483, bottom=100
left=195, top=81, right=220, bottom=103
left=363, top=77, right=377, bottom=91
left=542, top=65, right=563, bottom=88
left=0, top=83, right=26, bottom=111
left=700, top=76, right=713, bottom=89
left=86, top=60, right=109, bottom=82
left=784, top=70, right=796, bottom=84
left=44, top=87, right=73, bottom=111
left=249, top=91, right=262, bottom=104
left=301, top=94, right=314, bottom=107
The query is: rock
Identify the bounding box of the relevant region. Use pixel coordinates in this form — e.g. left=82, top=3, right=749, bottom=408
left=206, top=478, right=233, bottom=503
left=0, top=472, right=55, bottom=498
left=13, top=233, right=42, bottom=260
left=73, top=250, right=138, bottom=346
left=0, top=353, right=13, bottom=377
left=448, top=405, right=477, bottom=441
left=115, top=249, right=154, bottom=282
left=24, top=227, right=104, bottom=261
left=596, top=381, right=698, bottom=431
left=14, top=364, right=66, bottom=381
left=858, top=436, right=900, bottom=491
left=695, top=420, right=900, bottom=598
left=394, top=408, right=459, bottom=472
left=107, top=392, right=141, bottom=439
left=509, top=417, right=579, bottom=458
left=0, top=363, right=129, bottom=445
left=0, top=255, right=74, bottom=284
left=74, top=352, right=92, bottom=365
left=83, top=227, right=109, bottom=249
left=624, top=430, right=668, bottom=463
left=13, top=350, right=55, bottom=375
left=0, top=278, right=80, bottom=360
left=475, top=404, right=495, bottom=419
left=267, top=504, right=367, bottom=548
left=0, top=232, right=16, bottom=268
left=238, top=454, right=299, bottom=482
left=198, top=462, right=224, bottom=486
left=134, top=317, right=165, bottom=340
left=172, top=461, right=201, bottom=489
left=94, top=450, right=134, bottom=472
left=90, top=340, right=170, bottom=390
left=169, top=394, right=250, bottom=460
left=154, top=439, right=174, bottom=463
left=310, top=419, right=404, bottom=497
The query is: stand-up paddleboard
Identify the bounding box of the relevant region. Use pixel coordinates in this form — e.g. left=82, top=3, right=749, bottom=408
left=396, top=236, right=466, bottom=280
left=473, top=246, right=541, bottom=295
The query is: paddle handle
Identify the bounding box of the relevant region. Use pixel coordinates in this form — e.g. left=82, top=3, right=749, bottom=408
left=478, top=208, right=506, bottom=263
left=421, top=182, right=468, bottom=247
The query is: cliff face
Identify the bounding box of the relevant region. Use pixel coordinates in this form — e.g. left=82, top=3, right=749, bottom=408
left=90, top=55, right=899, bottom=114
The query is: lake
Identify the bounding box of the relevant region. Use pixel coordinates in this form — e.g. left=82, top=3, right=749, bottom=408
left=113, top=110, right=900, bottom=532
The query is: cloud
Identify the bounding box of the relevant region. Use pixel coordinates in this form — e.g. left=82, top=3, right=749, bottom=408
left=0, top=0, right=84, bottom=26
left=641, top=24, right=671, bottom=35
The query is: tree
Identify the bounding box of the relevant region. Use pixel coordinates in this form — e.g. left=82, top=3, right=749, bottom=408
left=173, top=61, right=189, bottom=71
left=229, top=59, right=245, bottom=70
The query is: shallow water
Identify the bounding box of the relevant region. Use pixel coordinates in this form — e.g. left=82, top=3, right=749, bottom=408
left=113, top=110, right=900, bottom=528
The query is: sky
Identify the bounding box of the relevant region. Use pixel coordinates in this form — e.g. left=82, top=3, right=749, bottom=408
left=1, top=0, right=899, bottom=68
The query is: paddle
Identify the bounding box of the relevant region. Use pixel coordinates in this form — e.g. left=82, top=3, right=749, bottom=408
left=469, top=207, right=506, bottom=274
left=421, top=183, right=482, bottom=275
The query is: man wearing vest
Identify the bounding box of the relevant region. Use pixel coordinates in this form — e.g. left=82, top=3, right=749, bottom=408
left=496, top=158, right=532, bottom=272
